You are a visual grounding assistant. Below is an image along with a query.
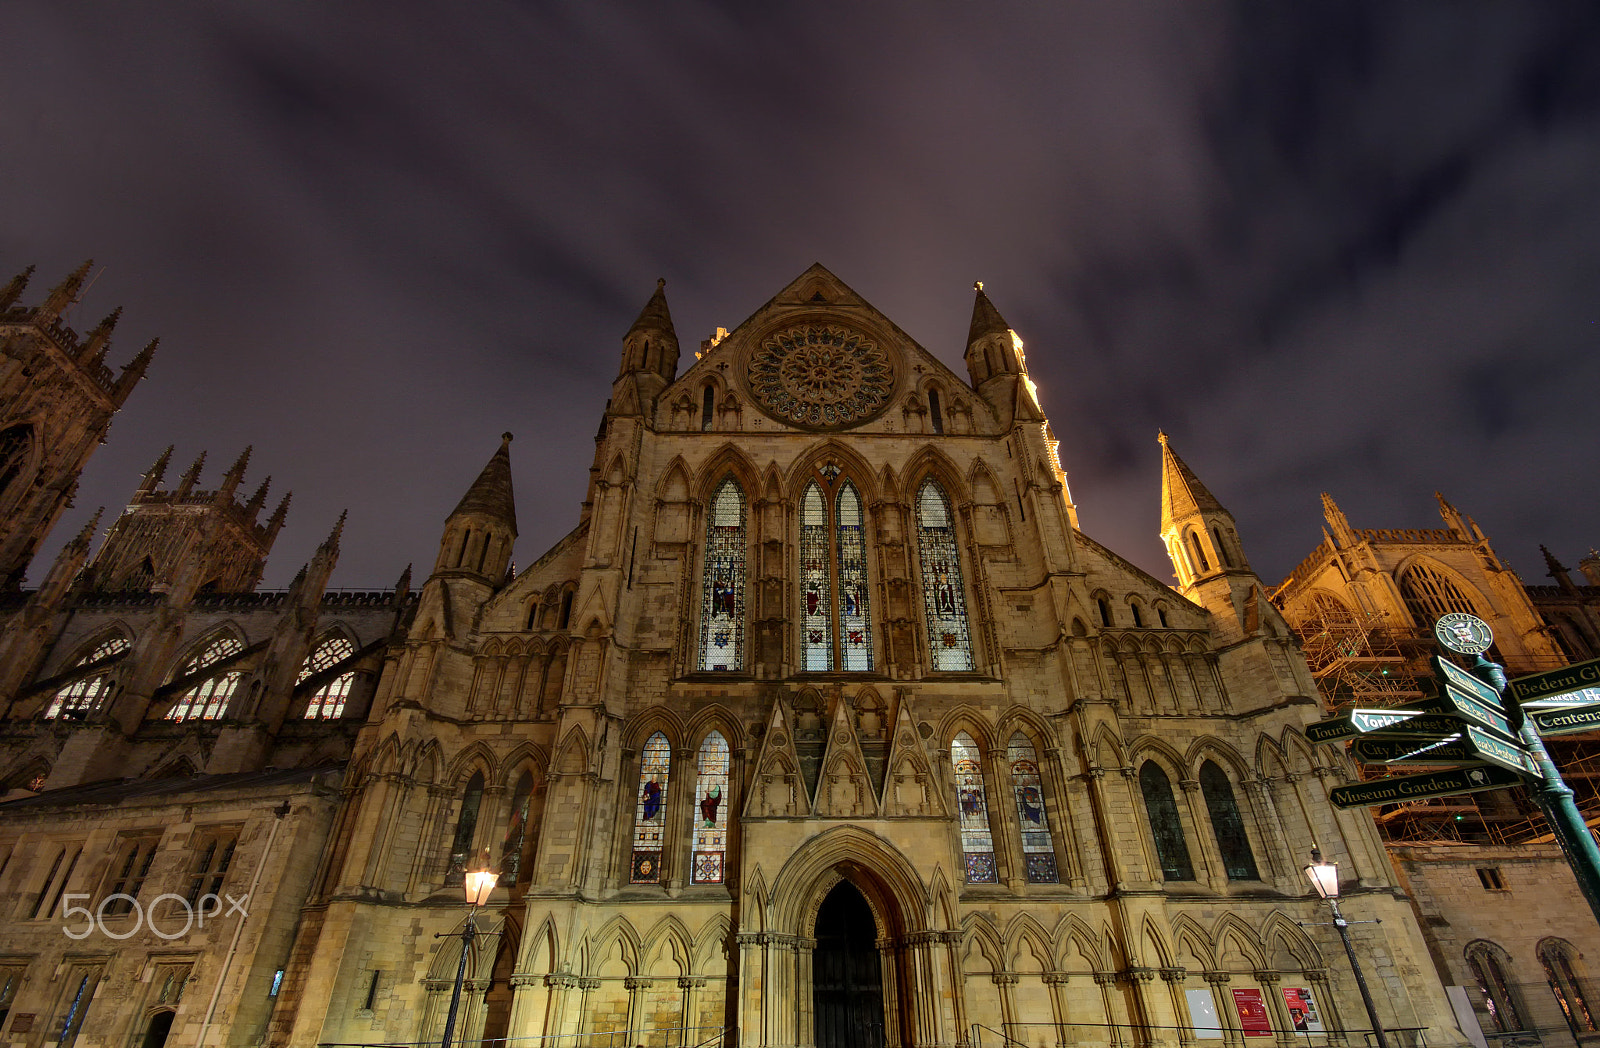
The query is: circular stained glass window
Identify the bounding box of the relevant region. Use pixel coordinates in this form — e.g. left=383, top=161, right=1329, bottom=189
left=746, top=325, right=894, bottom=429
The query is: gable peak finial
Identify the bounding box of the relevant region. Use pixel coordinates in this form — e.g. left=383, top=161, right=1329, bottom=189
left=974, top=280, right=983, bottom=292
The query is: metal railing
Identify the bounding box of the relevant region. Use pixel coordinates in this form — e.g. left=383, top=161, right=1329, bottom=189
left=970, top=1020, right=1430, bottom=1048
left=318, top=1025, right=732, bottom=1048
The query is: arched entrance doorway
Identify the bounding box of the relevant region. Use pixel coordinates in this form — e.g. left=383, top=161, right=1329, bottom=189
left=813, top=881, right=885, bottom=1048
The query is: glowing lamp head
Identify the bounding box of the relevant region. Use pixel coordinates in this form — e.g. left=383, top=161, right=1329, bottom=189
left=1304, top=847, right=1340, bottom=899
left=463, top=850, right=497, bottom=906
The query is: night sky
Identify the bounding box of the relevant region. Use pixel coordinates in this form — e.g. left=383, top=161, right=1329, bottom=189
left=4, top=3, right=1597, bottom=593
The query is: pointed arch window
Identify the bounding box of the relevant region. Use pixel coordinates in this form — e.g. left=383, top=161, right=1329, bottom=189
left=916, top=480, right=974, bottom=671
left=799, top=478, right=875, bottom=672
left=1400, top=563, right=1482, bottom=626
left=45, top=634, right=130, bottom=720
left=1539, top=939, right=1597, bottom=1036
left=1467, top=943, right=1525, bottom=1032
left=1199, top=761, right=1258, bottom=880
left=1007, top=732, right=1058, bottom=883
left=0, top=424, right=32, bottom=506
left=951, top=732, right=997, bottom=883
left=1211, top=526, right=1234, bottom=568
left=299, top=633, right=355, bottom=719
left=691, top=732, right=731, bottom=884
left=699, top=479, right=746, bottom=671
left=631, top=732, right=671, bottom=883
left=166, top=633, right=245, bottom=722
left=1186, top=530, right=1210, bottom=574
left=500, top=771, right=535, bottom=884
left=448, top=772, right=484, bottom=885
left=1139, top=761, right=1194, bottom=881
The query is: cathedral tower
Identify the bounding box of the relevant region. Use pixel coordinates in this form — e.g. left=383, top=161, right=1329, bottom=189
left=0, top=261, right=155, bottom=587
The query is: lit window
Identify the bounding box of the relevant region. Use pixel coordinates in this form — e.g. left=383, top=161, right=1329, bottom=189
left=951, top=732, right=997, bottom=883
left=1540, top=939, right=1597, bottom=1035
left=699, top=479, right=746, bottom=671
left=499, top=771, right=535, bottom=883
left=166, top=633, right=245, bottom=722
left=1007, top=732, right=1057, bottom=883
left=446, top=773, right=484, bottom=885
left=1199, top=761, right=1258, bottom=880
left=691, top=732, right=731, bottom=883
left=801, top=483, right=832, bottom=671
left=799, top=478, right=875, bottom=672
left=1139, top=761, right=1193, bottom=881
left=299, top=633, right=355, bottom=719
left=916, top=480, right=974, bottom=671
left=835, top=483, right=873, bottom=671
left=1400, top=563, right=1482, bottom=625
left=1468, top=944, right=1525, bottom=1032
left=46, top=635, right=130, bottom=719
left=631, top=733, right=671, bottom=883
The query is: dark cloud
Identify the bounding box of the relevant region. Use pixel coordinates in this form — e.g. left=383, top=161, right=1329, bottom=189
left=2, top=1, right=1596, bottom=593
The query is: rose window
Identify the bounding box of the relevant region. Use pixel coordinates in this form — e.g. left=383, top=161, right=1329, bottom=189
left=746, top=325, right=893, bottom=428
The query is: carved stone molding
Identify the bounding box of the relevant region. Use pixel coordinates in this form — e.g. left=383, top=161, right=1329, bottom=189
left=1203, top=971, right=1232, bottom=985
left=1123, top=967, right=1157, bottom=983
left=678, top=977, right=707, bottom=989
left=991, top=973, right=1019, bottom=986
left=1253, top=970, right=1281, bottom=985
left=543, top=972, right=579, bottom=989
left=578, top=977, right=600, bottom=990
left=624, top=976, right=652, bottom=990
left=1160, top=967, right=1187, bottom=983
left=1041, top=972, right=1071, bottom=986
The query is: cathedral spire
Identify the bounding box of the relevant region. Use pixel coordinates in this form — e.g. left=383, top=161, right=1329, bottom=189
left=0, top=265, right=34, bottom=310
left=448, top=433, right=517, bottom=534
left=176, top=450, right=207, bottom=496
left=1158, top=431, right=1225, bottom=526
left=265, top=491, right=292, bottom=545
left=614, top=278, right=680, bottom=410
left=36, top=259, right=93, bottom=325
left=37, top=507, right=103, bottom=608
left=138, top=445, right=174, bottom=495
left=434, top=434, right=518, bottom=583
left=967, top=280, right=1011, bottom=346
left=1543, top=545, right=1577, bottom=592
left=1321, top=492, right=1357, bottom=548
left=963, top=281, right=1036, bottom=425
left=80, top=307, right=121, bottom=364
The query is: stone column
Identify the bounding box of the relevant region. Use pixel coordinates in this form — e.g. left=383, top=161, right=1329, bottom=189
left=1162, top=969, right=1193, bottom=1048
left=1094, top=972, right=1127, bottom=1048
left=667, top=747, right=695, bottom=894
left=993, top=973, right=1020, bottom=1042
left=1244, top=777, right=1294, bottom=887
left=1042, top=746, right=1084, bottom=889
left=793, top=935, right=816, bottom=1048
left=678, top=976, right=707, bottom=1045
left=625, top=976, right=651, bottom=1043
left=1042, top=972, right=1071, bottom=1048
left=1177, top=778, right=1222, bottom=887
left=905, top=931, right=953, bottom=1048
left=1254, top=971, right=1295, bottom=1048
left=576, top=977, right=601, bottom=1042
left=735, top=932, right=770, bottom=1048
left=1204, top=973, right=1243, bottom=1048
left=1304, top=968, right=1346, bottom=1046
left=1122, top=967, right=1160, bottom=1048
left=508, top=973, right=551, bottom=1039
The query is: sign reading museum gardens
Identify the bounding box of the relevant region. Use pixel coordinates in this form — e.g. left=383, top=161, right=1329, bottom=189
left=1328, top=765, right=1524, bottom=809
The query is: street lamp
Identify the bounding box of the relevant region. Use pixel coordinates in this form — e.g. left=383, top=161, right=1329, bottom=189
left=1305, top=848, right=1388, bottom=1048
left=440, top=850, right=497, bottom=1048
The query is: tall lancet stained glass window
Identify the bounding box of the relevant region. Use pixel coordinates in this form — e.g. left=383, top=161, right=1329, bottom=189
left=631, top=732, right=672, bottom=883
left=951, top=732, right=998, bottom=882
left=800, top=483, right=832, bottom=671
left=699, top=479, right=746, bottom=671
left=916, top=480, right=974, bottom=670
left=835, top=483, right=873, bottom=670
left=1007, top=733, right=1058, bottom=882
left=692, top=732, right=731, bottom=883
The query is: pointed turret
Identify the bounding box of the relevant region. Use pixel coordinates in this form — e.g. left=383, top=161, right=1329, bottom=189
left=433, top=434, right=517, bottom=583
left=963, top=281, right=1040, bottom=425
left=176, top=450, right=206, bottom=496
left=288, top=511, right=346, bottom=608
left=115, top=337, right=156, bottom=404
left=1543, top=545, right=1577, bottom=593
left=265, top=491, right=292, bottom=546
left=138, top=445, right=174, bottom=495
left=1435, top=491, right=1471, bottom=538
left=216, top=446, right=252, bottom=503
left=1321, top=492, right=1358, bottom=548
left=1157, top=432, right=1250, bottom=589
left=37, top=508, right=102, bottom=608
left=613, top=278, right=680, bottom=414
left=36, top=260, right=93, bottom=325
left=1581, top=550, right=1600, bottom=588
left=79, top=307, right=121, bottom=364
left=0, top=265, right=35, bottom=310
left=393, top=563, right=413, bottom=605
left=244, top=475, right=271, bottom=521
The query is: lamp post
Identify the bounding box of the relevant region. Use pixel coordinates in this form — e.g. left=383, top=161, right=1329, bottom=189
left=440, top=850, right=498, bottom=1048
left=1305, top=848, right=1388, bottom=1048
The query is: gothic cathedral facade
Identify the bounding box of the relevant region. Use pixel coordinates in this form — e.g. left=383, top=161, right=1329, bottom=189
left=277, top=266, right=1463, bottom=1048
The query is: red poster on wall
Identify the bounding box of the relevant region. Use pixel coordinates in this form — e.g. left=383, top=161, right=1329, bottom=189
left=1232, top=988, right=1273, bottom=1036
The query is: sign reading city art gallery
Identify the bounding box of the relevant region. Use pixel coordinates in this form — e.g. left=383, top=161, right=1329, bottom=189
left=1231, top=988, right=1272, bottom=1037
left=1328, top=764, right=1524, bottom=809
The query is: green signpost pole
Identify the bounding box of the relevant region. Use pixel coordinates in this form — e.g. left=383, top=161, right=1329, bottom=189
left=1473, top=656, right=1600, bottom=926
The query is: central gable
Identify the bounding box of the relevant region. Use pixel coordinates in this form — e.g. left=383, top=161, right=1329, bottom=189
left=662, top=264, right=988, bottom=436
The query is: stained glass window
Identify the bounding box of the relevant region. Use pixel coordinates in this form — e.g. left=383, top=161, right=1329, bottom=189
left=1469, top=946, right=1525, bottom=1032
left=951, top=732, right=997, bottom=883
left=46, top=635, right=130, bottom=719
left=299, top=633, right=355, bottom=719
left=166, top=633, right=245, bottom=722
left=691, top=732, right=731, bottom=883
left=1199, top=761, right=1258, bottom=880
left=1540, top=940, right=1597, bottom=1034
left=916, top=480, right=973, bottom=671
left=631, top=732, right=671, bottom=883
left=801, top=483, right=832, bottom=671
left=699, top=479, right=746, bottom=671
left=447, top=772, right=484, bottom=885
left=836, top=483, right=873, bottom=671
left=500, top=771, right=534, bottom=883
left=1007, top=732, right=1057, bottom=883
left=1139, top=761, right=1194, bottom=881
